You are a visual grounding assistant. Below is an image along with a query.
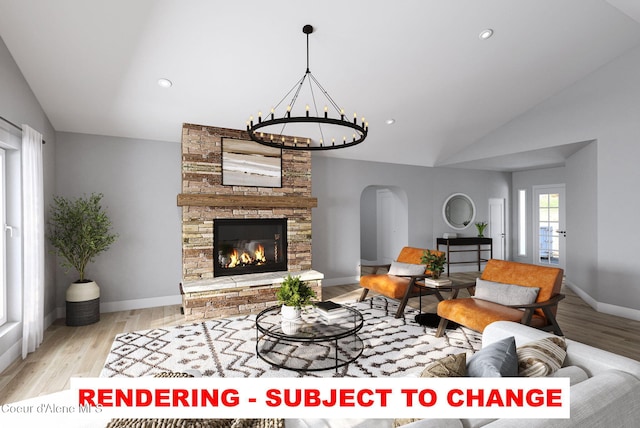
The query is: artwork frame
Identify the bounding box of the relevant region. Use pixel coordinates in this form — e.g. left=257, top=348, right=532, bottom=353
left=221, top=138, right=282, bottom=188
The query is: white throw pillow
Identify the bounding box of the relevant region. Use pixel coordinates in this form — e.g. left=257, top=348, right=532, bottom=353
left=473, top=278, right=540, bottom=306
left=387, top=261, right=426, bottom=276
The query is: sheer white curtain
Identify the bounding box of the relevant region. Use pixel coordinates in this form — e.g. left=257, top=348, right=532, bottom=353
left=21, top=125, right=44, bottom=358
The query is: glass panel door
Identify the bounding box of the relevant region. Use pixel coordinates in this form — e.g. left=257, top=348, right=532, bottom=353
left=534, top=185, right=565, bottom=269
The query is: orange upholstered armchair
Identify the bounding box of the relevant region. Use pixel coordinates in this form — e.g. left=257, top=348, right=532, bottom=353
left=436, top=259, right=565, bottom=337
left=359, top=246, right=444, bottom=318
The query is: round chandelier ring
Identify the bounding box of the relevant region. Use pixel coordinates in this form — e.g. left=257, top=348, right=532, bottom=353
left=247, top=116, right=367, bottom=151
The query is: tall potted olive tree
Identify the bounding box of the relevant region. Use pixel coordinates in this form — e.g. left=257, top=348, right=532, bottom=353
left=48, top=193, right=117, bottom=326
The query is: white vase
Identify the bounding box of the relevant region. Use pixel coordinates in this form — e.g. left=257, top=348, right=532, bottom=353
left=280, top=304, right=301, bottom=321
left=281, top=320, right=301, bottom=335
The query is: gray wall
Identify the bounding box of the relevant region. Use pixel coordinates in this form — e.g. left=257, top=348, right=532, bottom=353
left=312, top=156, right=510, bottom=284
left=0, top=35, right=56, bottom=370
left=566, top=142, right=598, bottom=299
left=54, top=132, right=182, bottom=310
left=446, top=42, right=640, bottom=316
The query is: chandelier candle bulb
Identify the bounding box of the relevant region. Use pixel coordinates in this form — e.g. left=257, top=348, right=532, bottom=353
left=258, top=112, right=262, bottom=123
left=324, top=106, right=328, bottom=118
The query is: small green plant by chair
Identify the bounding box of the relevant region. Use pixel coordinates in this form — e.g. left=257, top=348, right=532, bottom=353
left=475, top=221, right=488, bottom=238
left=276, top=274, right=317, bottom=309
left=421, top=250, right=447, bottom=279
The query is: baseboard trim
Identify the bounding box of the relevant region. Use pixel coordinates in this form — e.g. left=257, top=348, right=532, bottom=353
left=56, top=294, right=183, bottom=317
left=322, top=276, right=359, bottom=287
left=565, top=280, right=640, bottom=321
left=100, top=294, right=183, bottom=313
left=0, top=337, right=21, bottom=374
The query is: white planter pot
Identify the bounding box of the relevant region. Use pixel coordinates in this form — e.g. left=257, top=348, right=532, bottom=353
left=66, top=280, right=100, bottom=302
left=280, top=304, right=301, bottom=321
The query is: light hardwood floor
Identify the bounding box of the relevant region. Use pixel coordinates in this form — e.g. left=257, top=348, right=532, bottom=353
left=1, top=273, right=638, bottom=405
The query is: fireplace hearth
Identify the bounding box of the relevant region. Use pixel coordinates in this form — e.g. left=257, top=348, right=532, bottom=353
left=213, top=218, right=287, bottom=277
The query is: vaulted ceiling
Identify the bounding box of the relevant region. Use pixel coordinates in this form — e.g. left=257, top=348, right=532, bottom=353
left=1, top=0, right=640, bottom=169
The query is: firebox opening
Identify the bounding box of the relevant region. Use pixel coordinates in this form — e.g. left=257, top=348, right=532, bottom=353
left=214, top=218, right=288, bottom=277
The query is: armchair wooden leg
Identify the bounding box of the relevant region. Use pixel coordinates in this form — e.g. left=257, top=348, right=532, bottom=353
left=358, top=288, right=369, bottom=302
left=436, top=317, right=449, bottom=337
left=395, top=279, right=416, bottom=318
left=542, top=307, right=564, bottom=336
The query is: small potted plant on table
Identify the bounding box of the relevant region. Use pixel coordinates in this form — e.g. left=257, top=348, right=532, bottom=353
left=276, top=274, right=317, bottom=321
left=421, top=250, right=447, bottom=280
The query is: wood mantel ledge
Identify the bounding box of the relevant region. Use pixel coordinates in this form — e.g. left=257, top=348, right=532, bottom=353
left=177, top=193, right=318, bottom=208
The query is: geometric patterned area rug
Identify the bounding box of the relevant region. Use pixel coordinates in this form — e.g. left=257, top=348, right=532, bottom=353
left=100, top=296, right=482, bottom=378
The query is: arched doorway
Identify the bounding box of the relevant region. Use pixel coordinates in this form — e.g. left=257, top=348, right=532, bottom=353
left=360, top=186, right=409, bottom=264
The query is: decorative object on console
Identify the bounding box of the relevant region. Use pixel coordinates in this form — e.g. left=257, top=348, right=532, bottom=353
left=475, top=221, right=488, bottom=237
left=421, top=249, right=447, bottom=279
left=246, top=25, right=367, bottom=151
left=47, top=193, right=118, bottom=326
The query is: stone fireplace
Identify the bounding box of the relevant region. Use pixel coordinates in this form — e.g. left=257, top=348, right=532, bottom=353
left=178, top=124, right=322, bottom=320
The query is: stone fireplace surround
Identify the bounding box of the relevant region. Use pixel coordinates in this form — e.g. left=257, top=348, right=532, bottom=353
left=178, top=124, right=322, bottom=320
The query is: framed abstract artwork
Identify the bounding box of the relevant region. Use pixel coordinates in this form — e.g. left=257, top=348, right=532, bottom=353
left=222, top=138, right=282, bottom=187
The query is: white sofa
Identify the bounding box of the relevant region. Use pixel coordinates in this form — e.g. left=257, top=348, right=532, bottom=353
left=402, top=321, right=640, bottom=428
left=288, top=321, right=640, bottom=428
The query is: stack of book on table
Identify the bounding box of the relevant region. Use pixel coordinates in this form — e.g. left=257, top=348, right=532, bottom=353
left=315, top=301, right=349, bottom=323
left=422, top=278, right=452, bottom=287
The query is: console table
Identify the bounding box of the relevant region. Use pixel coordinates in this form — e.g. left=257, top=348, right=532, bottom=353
left=437, top=237, right=493, bottom=276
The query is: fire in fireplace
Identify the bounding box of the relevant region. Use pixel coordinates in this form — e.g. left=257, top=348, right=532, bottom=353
left=213, top=218, right=287, bottom=277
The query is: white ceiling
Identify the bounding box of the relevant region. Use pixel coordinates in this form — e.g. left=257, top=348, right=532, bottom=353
left=1, top=0, right=640, bottom=170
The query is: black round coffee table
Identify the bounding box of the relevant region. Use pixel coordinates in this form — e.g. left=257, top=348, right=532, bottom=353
left=255, top=305, right=364, bottom=372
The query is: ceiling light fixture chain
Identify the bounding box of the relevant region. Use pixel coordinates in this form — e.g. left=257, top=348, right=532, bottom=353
left=246, top=24, right=368, bottom=151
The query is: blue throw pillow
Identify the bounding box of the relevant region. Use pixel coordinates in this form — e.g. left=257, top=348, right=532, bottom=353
left=467, top=336, right=518, bottom=377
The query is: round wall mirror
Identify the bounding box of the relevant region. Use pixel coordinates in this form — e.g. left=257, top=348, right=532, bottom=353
left=443, top=193, right=476, bottom=230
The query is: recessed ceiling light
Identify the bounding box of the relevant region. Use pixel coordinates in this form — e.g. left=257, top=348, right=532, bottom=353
left=479, top=29, right=494, bottom=40
left=157, top=78, right=173, bottom=88
left=385, top=119, right=396, bottom=125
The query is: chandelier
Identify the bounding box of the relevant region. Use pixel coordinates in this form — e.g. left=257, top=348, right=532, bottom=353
left=246, top=25, right=368, bottom=151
